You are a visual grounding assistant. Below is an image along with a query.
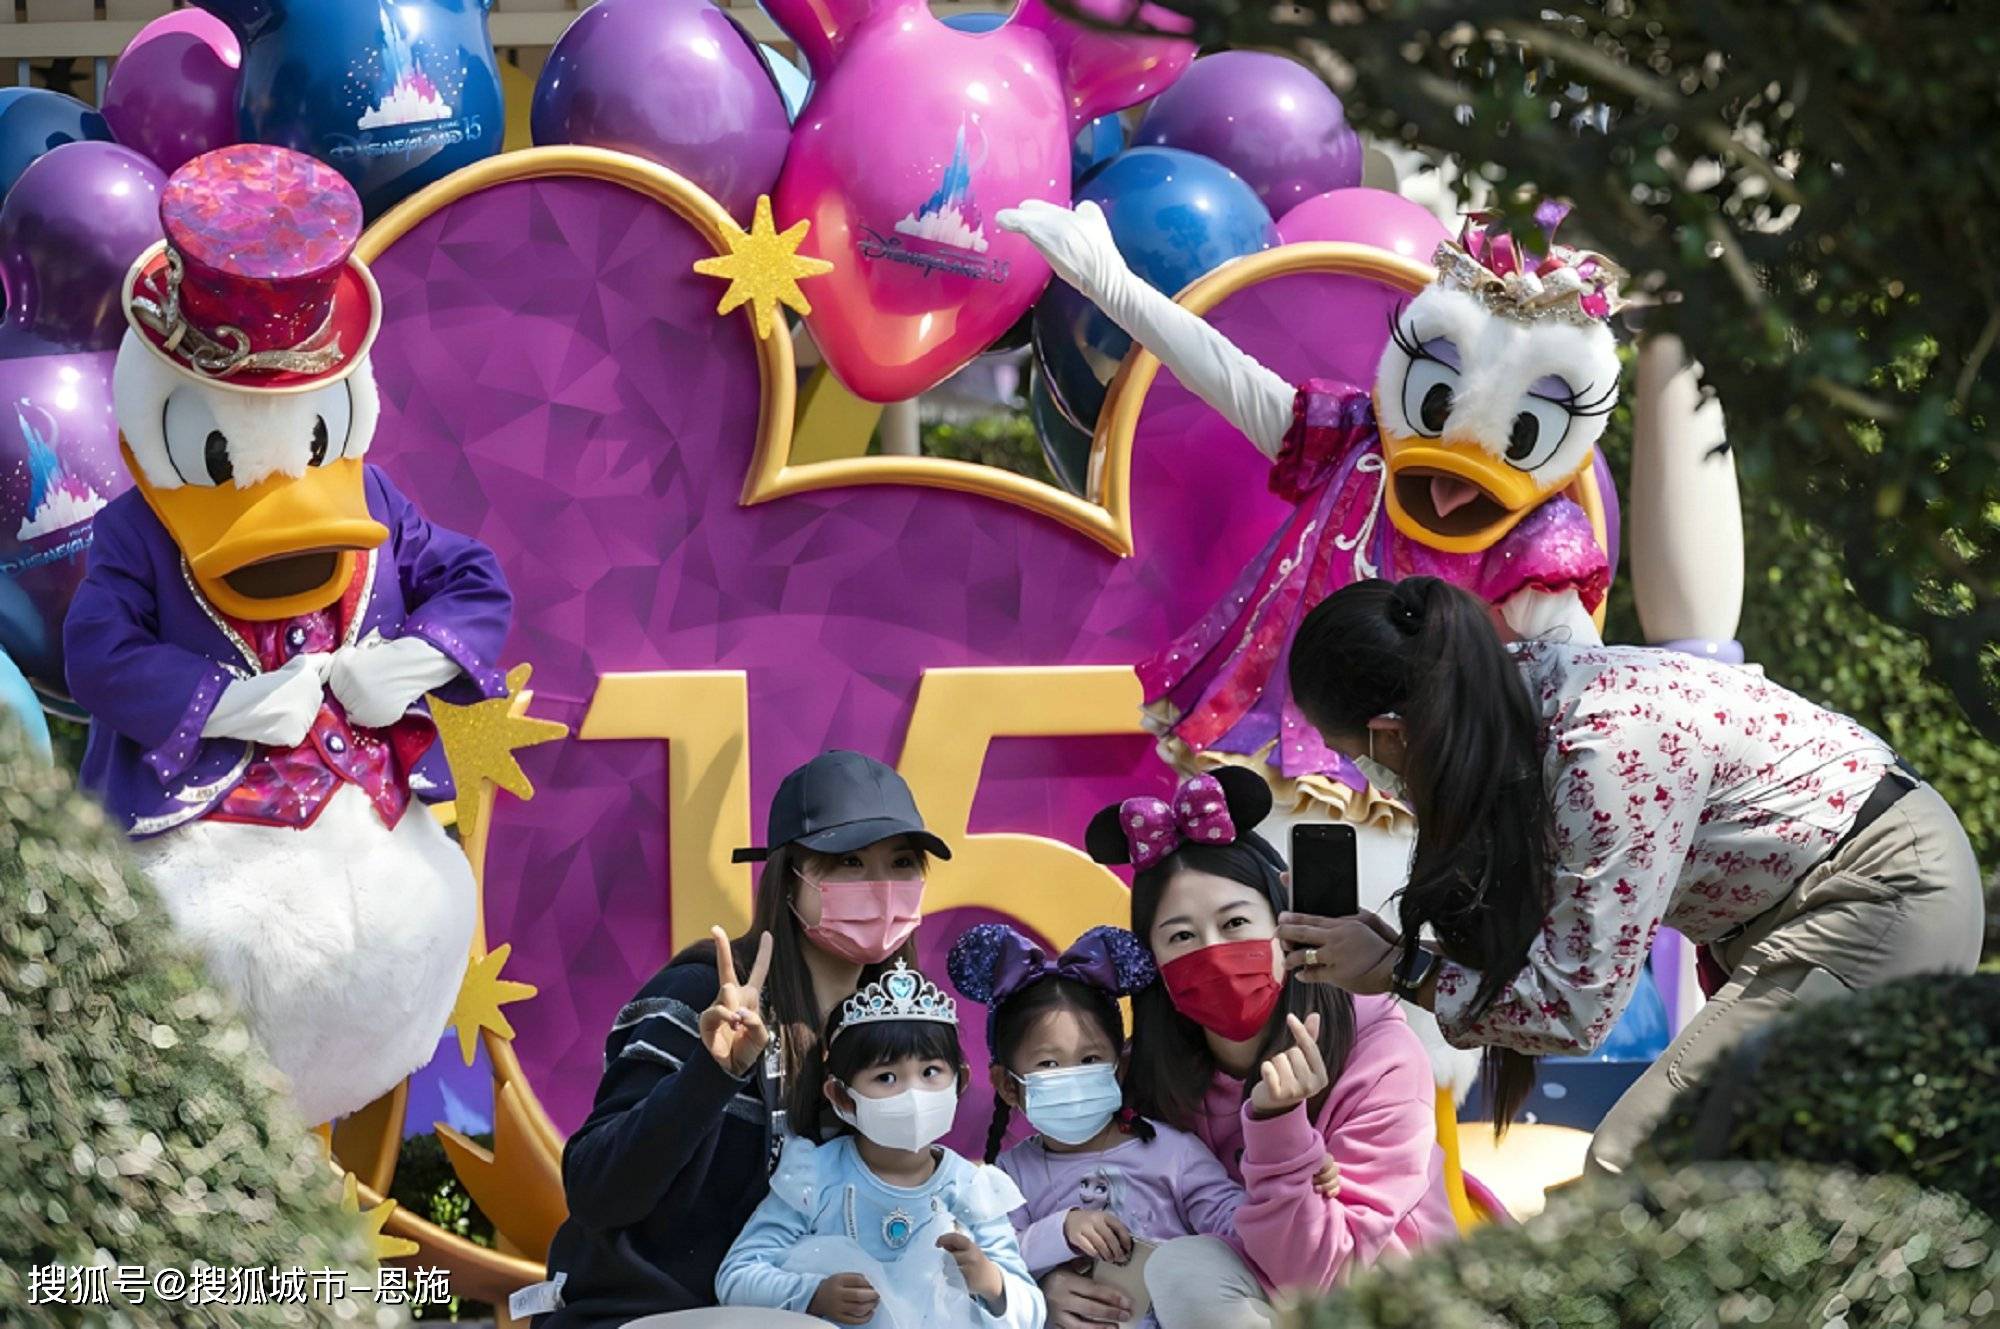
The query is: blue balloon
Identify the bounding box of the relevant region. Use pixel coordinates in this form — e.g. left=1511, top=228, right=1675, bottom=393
left=0, top=647, right=51, bottom=759
left=196, top=0, right=503, bottom=219
left=1071, top=113, right=1124, bottom=185
left=0, top=88, right=113, bottom=203
left=1032, top=146, right=1276, bottom=433
left=1029, top=362, right=1092, bottom=496
left=940, top=10, right=1009, bottom=32
left=758, top=43, right=812, bottom=122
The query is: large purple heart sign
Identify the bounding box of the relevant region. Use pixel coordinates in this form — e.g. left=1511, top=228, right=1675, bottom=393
left=363, top=157, right=1424, bottom=1157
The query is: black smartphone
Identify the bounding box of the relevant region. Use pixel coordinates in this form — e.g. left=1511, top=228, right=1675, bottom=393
left=1289, top=823, right=1359, bottom=918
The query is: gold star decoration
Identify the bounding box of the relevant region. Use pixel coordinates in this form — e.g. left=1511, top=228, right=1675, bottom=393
left=448, top=942, right=538, bottom=1066
left=693, top=194, right=834, bottom=340
left=429, top=662, right=568, bottom=848
left=341, top=1170, right=421, bottom=1262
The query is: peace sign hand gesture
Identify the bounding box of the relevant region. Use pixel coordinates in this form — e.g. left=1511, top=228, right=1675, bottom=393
left=1249, top=1012, right=1328, bottom=1119
left=699, top=926, right=774, bottom=1078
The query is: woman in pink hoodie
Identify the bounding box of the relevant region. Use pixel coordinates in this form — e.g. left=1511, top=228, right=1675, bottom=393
left=1043, top=767, right=1456, bottom=1328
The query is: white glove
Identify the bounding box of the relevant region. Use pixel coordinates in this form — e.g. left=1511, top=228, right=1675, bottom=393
left=998, top=199, right=1295, bottom=458
left=1500, top=587, right=1603, bottom=646
left=201, top=652, right=333, bottom=748
left=328, top=631, right=464, bottom=729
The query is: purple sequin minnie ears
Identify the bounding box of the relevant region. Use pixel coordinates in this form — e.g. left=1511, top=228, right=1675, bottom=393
left=1083, top=766, right=1275, bottom=871
left=948, top=924, right=1157, bottom=1040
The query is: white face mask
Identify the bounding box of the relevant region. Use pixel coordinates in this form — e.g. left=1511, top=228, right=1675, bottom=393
left=1355, top=722, right=1408, bottom=801
left=834, top=1082, right=960, bottom=1153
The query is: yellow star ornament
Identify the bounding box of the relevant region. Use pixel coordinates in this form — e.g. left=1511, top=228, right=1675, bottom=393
left=448, top=943, right=539, bottom=1065
left=429, top=662, right=568, bottom=848
left=340, top=1170, right=421, bottom=1262
left=694, top=194, right=834, bottom=340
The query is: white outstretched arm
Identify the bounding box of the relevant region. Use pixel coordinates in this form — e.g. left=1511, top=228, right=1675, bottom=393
left=999, top=199, right=1295, bottom=459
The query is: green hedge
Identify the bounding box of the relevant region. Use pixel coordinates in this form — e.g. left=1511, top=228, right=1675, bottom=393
left=1648, top=973, right=2000, bottom=1217
left=0, top=723, right=397, bottom=1327
left=1301, top=1163, right=2000, bottom=1329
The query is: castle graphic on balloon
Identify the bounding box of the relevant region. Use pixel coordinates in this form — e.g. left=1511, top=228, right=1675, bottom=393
left=896, top=122, right=988, bottom=254
left=358, top=3, right=453, bottom=130
left=13, top=405, right=108, bottom=543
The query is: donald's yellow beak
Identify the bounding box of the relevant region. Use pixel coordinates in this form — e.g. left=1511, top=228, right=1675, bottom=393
left=124, top=443, right=389, bottom=621
left=1380, top=433, right=1582, bottom=555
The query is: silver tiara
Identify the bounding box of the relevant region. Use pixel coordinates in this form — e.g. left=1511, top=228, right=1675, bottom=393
left=833, top=959, right=958, bottom=1040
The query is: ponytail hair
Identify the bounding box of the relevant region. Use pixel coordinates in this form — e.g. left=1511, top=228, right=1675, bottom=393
left=1287, top=576, right=1552, bottom=1129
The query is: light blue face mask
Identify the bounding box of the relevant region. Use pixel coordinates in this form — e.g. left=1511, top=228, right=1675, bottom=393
left=1016, top=1063, right=1124, bottom=1146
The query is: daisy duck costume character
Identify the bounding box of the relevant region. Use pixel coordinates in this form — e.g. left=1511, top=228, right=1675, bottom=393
left=1000, top=199, right=1624, bottom=819
left=1000, top=199, right=1627, bottom=1104
left=63, top=144, right=512, bottom=1127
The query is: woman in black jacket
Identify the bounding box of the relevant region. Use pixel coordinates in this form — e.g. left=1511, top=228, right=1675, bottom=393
left=525, top=751, right=951, bottom=1327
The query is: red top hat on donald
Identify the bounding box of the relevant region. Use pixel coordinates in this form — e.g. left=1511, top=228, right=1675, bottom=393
left=122, top=143, right=381, bottom=393
left=113, top=143, right=391, bottom=622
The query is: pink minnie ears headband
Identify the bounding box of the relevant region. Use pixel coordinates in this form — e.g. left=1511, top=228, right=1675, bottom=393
left=948, top=923, right=1157, bottom=1040
left=1083, top=768, right=1274, bottom=871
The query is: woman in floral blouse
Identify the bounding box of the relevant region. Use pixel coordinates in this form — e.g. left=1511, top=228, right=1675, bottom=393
left=1275, top=576, right=1984, bottom=1175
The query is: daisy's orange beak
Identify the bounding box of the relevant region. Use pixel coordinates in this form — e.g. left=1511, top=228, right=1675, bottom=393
left=1378, top=429, right=1583, bottom=555
left=124, top=442, right=387, bottom=620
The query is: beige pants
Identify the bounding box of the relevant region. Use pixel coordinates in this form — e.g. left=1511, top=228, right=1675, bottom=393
left=1143, top=1236, right=1276, bottom=1329
left=1587, top=780, right=1985, bottom=1175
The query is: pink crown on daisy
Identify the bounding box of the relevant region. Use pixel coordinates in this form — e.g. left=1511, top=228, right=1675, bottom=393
left=1432, top=200, right=1628, bottom=326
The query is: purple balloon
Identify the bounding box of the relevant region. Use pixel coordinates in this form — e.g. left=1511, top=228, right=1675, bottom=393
left=1135, top=50, right=1361, bottom=217
left=1275, top=186, right=1450, bottom=263
left=102, top=9, right=242, bottom=175
left=1, top=141, right=168, bottom=352
left=531, top=0, right=792, bottom=221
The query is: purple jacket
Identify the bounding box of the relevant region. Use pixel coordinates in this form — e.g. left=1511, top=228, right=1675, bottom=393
left=64, top=464, right=512, bottom=838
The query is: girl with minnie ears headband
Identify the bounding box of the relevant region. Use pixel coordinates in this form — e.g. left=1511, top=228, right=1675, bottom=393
left=1028, top=767, right=1454, bottom=1326
left=949, top=924, right=1342, bottom=1329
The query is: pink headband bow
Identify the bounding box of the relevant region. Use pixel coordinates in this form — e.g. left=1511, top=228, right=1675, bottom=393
left=1119, top=773, right=1236, bottom=870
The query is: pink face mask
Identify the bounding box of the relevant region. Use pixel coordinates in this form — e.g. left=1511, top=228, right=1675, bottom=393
left=800, top=879, right=925, bottom=965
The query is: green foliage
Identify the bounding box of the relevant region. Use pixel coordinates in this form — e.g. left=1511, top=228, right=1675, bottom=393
left=1649, top=974, right=2000, bottom=1218
left=0, top=723, right=400, bottom=1326
left=1302, top=1163, right=2000, bottom=1329
left=386, top=1133, right=494, bottom=1322
left=1121, top=0, right=2000, bottom=739
left=918, top=409, right=1056, bottom=486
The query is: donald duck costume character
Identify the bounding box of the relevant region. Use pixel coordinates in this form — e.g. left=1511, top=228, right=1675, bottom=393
left=64, top=144, right=512, bottom=1126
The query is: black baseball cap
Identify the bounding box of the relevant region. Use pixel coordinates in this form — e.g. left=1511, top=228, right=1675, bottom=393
left=732, top=750, right=952, bottom=863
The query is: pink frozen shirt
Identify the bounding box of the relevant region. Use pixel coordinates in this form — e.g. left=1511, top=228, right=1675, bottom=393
left=1193, top=994, right=1457, bottom=1292
left=996, top=1122, right=1246, bottom=1276
left=1433, top=642, right=1895, bottom=1057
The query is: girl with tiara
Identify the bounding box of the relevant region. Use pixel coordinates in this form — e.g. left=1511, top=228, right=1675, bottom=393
left=948, top=925, right=1342, bottom=1329
left=716, top=960, right=1045, bottom=1329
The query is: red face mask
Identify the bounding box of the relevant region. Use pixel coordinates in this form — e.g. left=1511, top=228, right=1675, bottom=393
left=1159, top=939, right=1282, bottom=1042
left=800, top=879, right=924, bottom=965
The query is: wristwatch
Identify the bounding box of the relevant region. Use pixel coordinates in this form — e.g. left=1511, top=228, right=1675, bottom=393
left=1388, top=944, right=1439, bottom=1003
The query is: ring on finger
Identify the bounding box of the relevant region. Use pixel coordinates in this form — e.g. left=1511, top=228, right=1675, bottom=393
left=1304, top=947, right=1319, bottom=968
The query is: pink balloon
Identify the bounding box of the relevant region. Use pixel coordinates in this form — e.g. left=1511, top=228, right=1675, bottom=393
left=102, top=9, right=241, bottom=175
left=1276, top=186, right=1451, bottom=264
left=767, top=0, right=1191, bottom=402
